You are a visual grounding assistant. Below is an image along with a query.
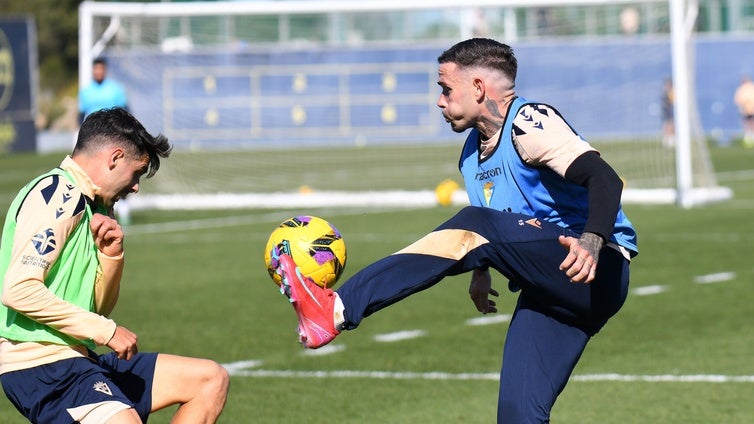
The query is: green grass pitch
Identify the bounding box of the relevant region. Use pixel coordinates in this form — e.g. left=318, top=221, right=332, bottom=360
left=0, top=144, right=753, bottom=423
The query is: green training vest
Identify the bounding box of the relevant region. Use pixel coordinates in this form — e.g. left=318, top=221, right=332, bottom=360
left=0, top=168, right=104, bottom=349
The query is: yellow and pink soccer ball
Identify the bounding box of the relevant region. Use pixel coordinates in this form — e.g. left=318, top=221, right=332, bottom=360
left=264, top=215, right=347, bottom=288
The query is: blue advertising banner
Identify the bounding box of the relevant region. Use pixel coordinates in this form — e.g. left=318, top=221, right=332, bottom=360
left=106, top=37, right=754, bottom=150
left=0, top=16, right=37, bottom=153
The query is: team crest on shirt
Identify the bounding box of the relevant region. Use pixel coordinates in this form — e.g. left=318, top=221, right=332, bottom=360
left=483, top=181, right=494, bottom=206
left=93, top=381, right=113, bottom=396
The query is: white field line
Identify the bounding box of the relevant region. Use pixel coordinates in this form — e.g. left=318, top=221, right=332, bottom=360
left=374, top=329, right=426, bottom=342
left=123, top=207, right=389, bottom=236
left=302, top=344, right=346, bottom=356
left=220, top=363, right=754, bottom=383
left=122, top=208, right=425, bottom=241
left=123, top=211, right=296, bottom=235
left=466, top=314, right=512, bottom=326
left=222, top=360, right=264, bottom=374
left=631, top=285, right=669, bottom=296
left=570, top=374, right=754, bottom=383
left=126, top=191, right=449, bottom=211
left=694, top=271, right=736, bottom=284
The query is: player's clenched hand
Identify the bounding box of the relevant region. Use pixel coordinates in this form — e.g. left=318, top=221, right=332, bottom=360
left=558, top=232, right=603, bottom=284
left=107, top=326, right=138, bottom=360
left=469, top=267, right=498, bottom=314
left=90, top=213, right=124, bottom=257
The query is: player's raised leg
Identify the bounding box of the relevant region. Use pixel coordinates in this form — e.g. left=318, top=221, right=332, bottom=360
left=335, top=206, right=571, bottom=328
left=149, top=354, right=229, bottom=423
left=274, top=206, right=575, bottom=347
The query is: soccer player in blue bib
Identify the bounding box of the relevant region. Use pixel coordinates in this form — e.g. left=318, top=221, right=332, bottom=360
left=273, top=38, right=638, bottom=423
left=78, top=58, right=129, bottom=123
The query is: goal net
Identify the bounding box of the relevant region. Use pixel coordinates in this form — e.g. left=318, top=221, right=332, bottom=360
left=78, top=0, right=731, bottom=214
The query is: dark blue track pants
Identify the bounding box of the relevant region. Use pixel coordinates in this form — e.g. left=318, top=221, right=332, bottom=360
left=336, top=206, right=630, bottom=423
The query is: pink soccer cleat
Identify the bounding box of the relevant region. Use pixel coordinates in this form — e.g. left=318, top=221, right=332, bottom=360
left=274, top=253, right=340, bottom=348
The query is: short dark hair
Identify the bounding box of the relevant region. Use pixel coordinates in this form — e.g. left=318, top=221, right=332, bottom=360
left=74, top=107, right=172, bottom=178
left=438, top=38, right=518, bottom=84
left=93, top=57, right=107, bottom=66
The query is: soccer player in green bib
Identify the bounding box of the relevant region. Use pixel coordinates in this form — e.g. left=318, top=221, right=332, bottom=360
left=0, top=108, right=229, bottom=423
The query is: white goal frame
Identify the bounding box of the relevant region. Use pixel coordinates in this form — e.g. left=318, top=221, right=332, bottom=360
left=79, top=0, right=732, bottom=209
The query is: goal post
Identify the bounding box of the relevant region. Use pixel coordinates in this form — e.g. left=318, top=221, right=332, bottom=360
left=668, top=0, right=731, bottom=207
left=78, top=0, right=732, bottom=212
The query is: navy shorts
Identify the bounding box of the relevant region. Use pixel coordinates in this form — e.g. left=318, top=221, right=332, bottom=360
left=1, top=351, right=158, bottom=424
